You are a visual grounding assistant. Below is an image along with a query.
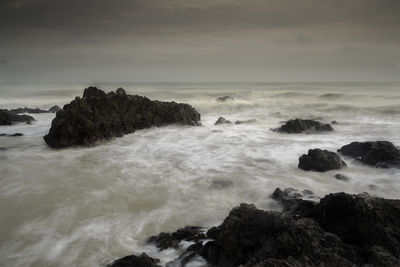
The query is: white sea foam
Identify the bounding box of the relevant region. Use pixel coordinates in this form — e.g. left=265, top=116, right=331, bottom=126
left=0, top=82, right=399, bottom=266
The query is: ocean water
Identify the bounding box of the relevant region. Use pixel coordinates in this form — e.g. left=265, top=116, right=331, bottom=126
left=0, top=82, right=399, bottom=266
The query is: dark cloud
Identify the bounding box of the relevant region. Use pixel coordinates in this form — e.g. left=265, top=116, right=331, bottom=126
left=1, top=0, right=399, bottom=82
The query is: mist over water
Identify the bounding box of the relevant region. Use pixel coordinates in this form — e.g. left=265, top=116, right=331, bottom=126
left=1, top=82, right=400, bottom=266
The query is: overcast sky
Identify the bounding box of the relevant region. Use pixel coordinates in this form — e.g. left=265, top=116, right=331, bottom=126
left=1, top=0, right=400, bottom=82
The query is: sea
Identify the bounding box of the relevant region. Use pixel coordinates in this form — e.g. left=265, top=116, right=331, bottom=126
left=0, top=82, right=399, bottom=266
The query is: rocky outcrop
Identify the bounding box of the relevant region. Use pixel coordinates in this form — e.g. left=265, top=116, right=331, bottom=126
left=48, top=105, right=61, bottom=113
left=215, top=117, right=231, bottom=125
left=0, top=110, right=35, bottom=125
left=111, top=189, right=400, bottom=267
left=43, top=87, right=201, bottom=148
left=273, top=118, right=333, bottom=133
left=338, top=141, right=400, bottom=168
left=216, top=96, right=234, bottom=102
left=108, top=253, right=160, bottom=267
left=298, top=149, right=346, bottom=172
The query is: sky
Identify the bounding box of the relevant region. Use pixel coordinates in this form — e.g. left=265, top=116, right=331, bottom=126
left=1, top=0, right=400, bottom=83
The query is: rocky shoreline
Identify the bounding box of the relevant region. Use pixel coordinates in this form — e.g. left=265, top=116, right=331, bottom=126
left=109, top=187, right=400, bottom=267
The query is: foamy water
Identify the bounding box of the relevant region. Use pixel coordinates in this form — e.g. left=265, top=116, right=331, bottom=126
left=0, top=82, right=399, bottom=266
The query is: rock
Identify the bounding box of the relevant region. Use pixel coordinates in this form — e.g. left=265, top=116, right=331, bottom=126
left=215, top=117, right=231, bottom=125
left=0, top=110, right=35, bottom=125
left=43, top=87, right=201, bottom=148
left=235, top=119, right=256, bottom=125
left=209, top=180, right=234, bottom=190
left=273, top=118, right=333, bottom=133
left=8, top=107, right=49, bottom=114
left=48, top=105, right=61, bottom=113
left=146, top=226, right=206, bottom=251
left=199, top=203, right=362, bottom=267
left=331, top=120, right=338, bottom=124
left=271, top=187, right=318, bottom=219
left=318, top=192, right=400, bottom=261
left=298, top=149, right=346, bottom=172
left=216, top=96, right=234, bottom=102
left=108, top=253, right=160, bottom=267
left=334, top=173, right=350, bottom=181
left=338, top=141, right=400, bottom=168
left=114, top=189, right=400, bottom=267
left=0, top=133, right=23, bottom=137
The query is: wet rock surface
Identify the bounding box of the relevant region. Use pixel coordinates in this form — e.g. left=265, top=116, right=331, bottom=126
left=0, top=109, right=35, bottom=125
left=338, top=141, right=400, bottom=168
left=234, top=119, right=256, bottom=125
left=43, top=87, right=201, bottom=148
left=298, top=148, right=347, bottom=172
left=273, top=118, right=333, bottom=133
left=335, top=173, right=350, bottom=181
left=112, top=189, right=400, bottom=267
left=0, top=133, right=24, bottom=137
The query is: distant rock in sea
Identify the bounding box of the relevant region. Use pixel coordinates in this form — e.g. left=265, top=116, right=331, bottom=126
left=216, top=96, right=234, bottom=102
left=111, top=189, right=400, bottom=266
left=8, top=107, right=49, bottom=114
left=234, top=119, right=256, bottom=125
left=0, top=110, right=35, bottom=125
left=334, top=173, right=350, bottom=181
left=298, top=148, right=346, bottom=172
left=338, top=141, right=400, bottom=168
left=44, top=87, right=201, bottom=148
left=215, top=117, right=231, bottom=125
left=0, top=133, right=24, bottom=137
left=48, top=105, right=61, bottom=113
left=273, top=118, right=333, bottom=133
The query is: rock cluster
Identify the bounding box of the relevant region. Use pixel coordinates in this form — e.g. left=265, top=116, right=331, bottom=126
left=43, top=87, right=201, bottom=148
left=298, top=148, right=347, bottom=172
left=273, top=118, right=333, bottom=133
left=0, top=109, right=35, bottom=125
left=111, top=189, right=400, bottom=266
left=338, top=141, right=400, bottom=168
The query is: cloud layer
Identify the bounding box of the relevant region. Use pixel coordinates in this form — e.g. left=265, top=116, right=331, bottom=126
left=1, top=0, right=399, bottom=82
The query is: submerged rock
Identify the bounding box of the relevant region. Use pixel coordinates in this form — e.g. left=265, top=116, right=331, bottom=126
left=215, top=117, right=231, bottom=125
left=48, top=105, right=61, bottom=113
left=113, top=189, right=400, bottom=267
left=108, top=253, right=160, bottom=267
left=0, top=110, right=35, bottom=125
left=234, top=119, right=256, bottom=125
left=273, top=118, right=333, bottom=133
left=43, top=87, right=201, bottom=148
left=334, top=173, right=350, bottom=181
left=298, top=149, right=346, bottom=172
left=338, top=141, right=400, bottom=168
left=147, top=226, right=206, bottom=251
left=216, top=96, right=234, bottom=102
left=209, top=180, right=234, bottom=190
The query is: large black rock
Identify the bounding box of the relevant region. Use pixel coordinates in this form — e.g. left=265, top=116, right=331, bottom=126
left=298, top=148, right=346, bottom=172
left=8, top=107, right=49, bottom=114
left=43, top=87, right=201, bottom=148
left=273, top=118, right=333, bottom=133
left=338, top=141, right=400, bottom=168
left=0, top=109, right=35, bottom=125
left=112, top=189, right=400, bottom=267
